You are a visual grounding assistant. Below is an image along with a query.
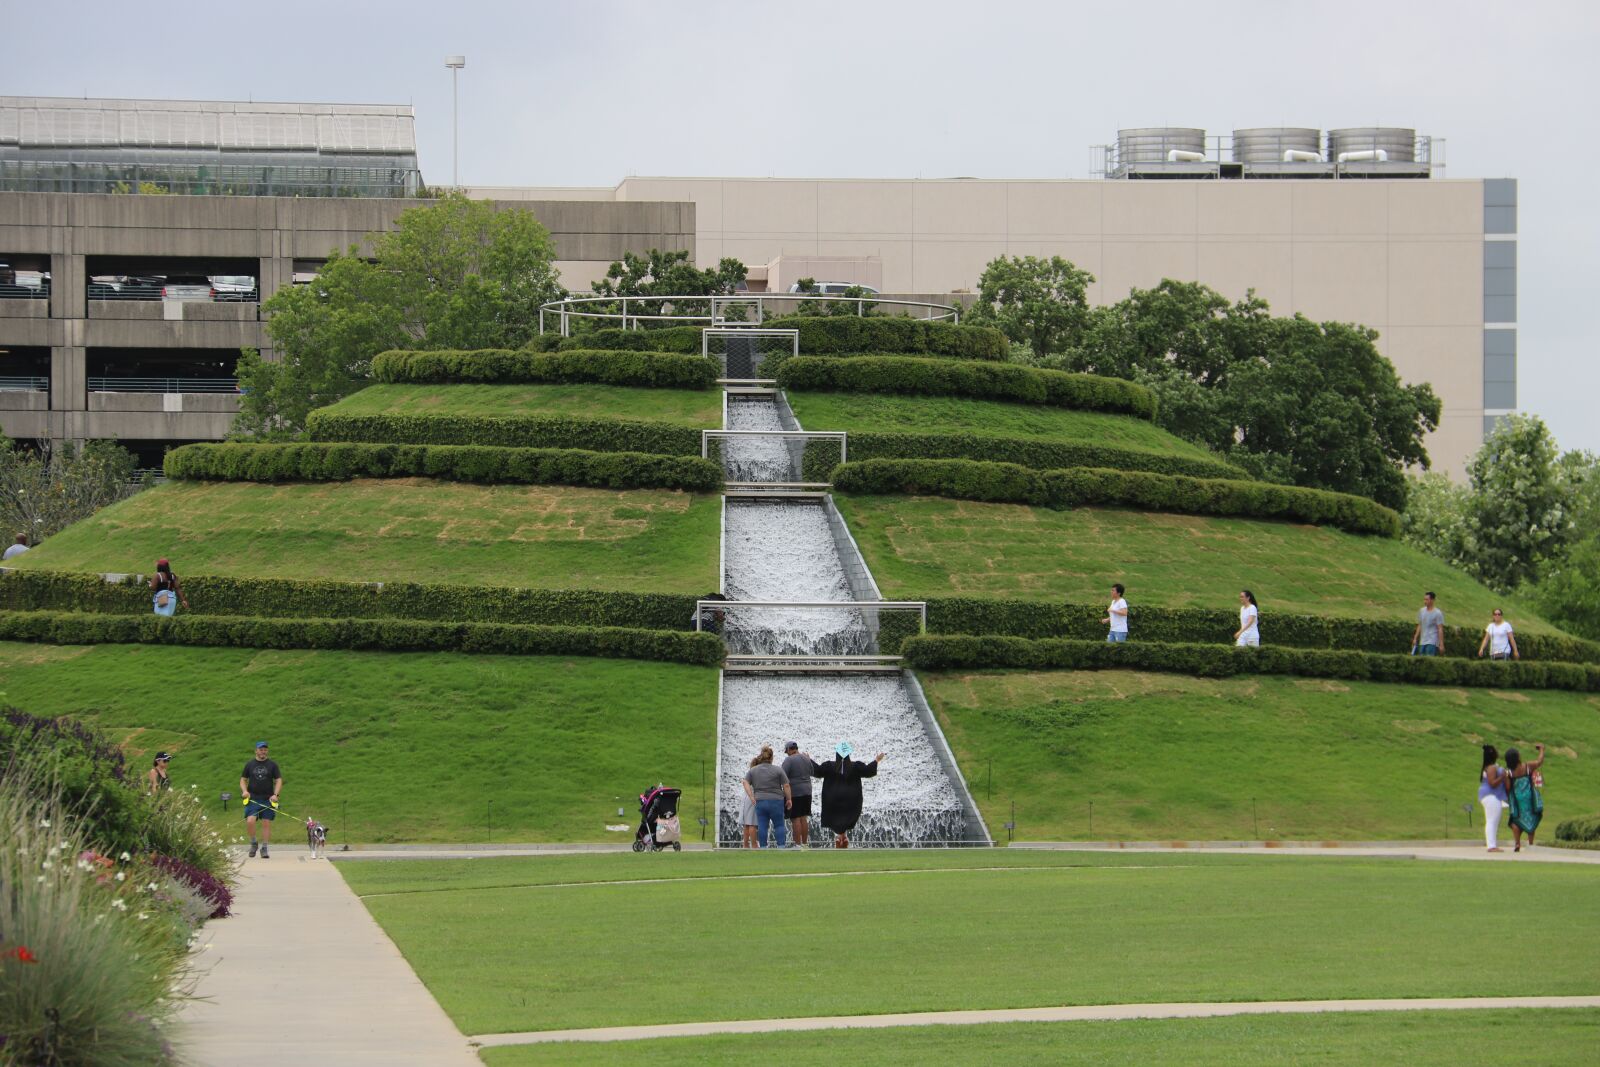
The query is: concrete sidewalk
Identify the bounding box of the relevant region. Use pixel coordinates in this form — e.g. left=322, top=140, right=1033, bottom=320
left=471, top=995, right=1600, bottom=1047
left=178, top=851, right=479, bottom=1067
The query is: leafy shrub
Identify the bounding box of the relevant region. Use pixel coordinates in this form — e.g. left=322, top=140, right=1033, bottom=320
left=147, top=852, right=233, bottom=919
left=306, top=410, right=704, bottom=455
left=164, top=442, right=721, bottom=492
left=372, top=348, right=718, bottom=389
left=778, top=356, right=1156, bottom=418
left=901, top=635, right=1600, bottom=692
left=1, top=709, right=145, bottom=859
left=1554, top=814, right=1600, bottom=843
left=832, top=458, right=1401, bottom=537
left=553, top=326, right=703, bottom=354
left=920, top=597, right=1600, bottom=665
left=798, top=433, right=1244, bottom=483
left=0, top=571, right=700, bottom=632
left=0, top=611, right=725, bottom=666
left=764, top=316, right=1009, bottom=360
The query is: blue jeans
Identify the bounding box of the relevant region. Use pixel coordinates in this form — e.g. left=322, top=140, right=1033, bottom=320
left=1106, top=632, right=1128, bottom=643
left=1414, top=644, right=1438, bottom=656
left=755, top=798, right=788, bottom=848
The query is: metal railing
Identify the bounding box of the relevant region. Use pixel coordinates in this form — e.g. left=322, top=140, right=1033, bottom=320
left=0, top=376, right=48, bottom=392
left=0, top=282, right=49, bottom=300
left=87, top=284, right=259, bottom=302
left=702, top=429, right=846, bottom=463
left=540, top=293, right=959, bottom=336
left=88, top=377, right=240, bottom=393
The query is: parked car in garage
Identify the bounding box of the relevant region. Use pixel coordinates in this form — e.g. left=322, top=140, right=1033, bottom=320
left=160, top=275, right=215, bottom=301
left=209, top=275, right=258, bottom=301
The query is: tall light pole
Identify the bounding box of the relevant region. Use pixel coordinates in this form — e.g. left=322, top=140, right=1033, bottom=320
left=445, top=55, right=465, bottom=187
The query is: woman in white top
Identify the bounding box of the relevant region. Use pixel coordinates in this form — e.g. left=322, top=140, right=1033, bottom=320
left=1102, top=583, right=1129, bottom=643
left=1476, top=608, right=1518, bottom=661
left=1233, top=590, right=1260, bottom=647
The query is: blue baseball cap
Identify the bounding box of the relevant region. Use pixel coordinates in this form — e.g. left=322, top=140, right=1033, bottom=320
left=255, top=740, right=269, bottom=749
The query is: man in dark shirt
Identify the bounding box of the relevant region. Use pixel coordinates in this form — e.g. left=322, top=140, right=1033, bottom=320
left=781, top=741, right=818, bottom=848
left=240, top=741, right=283, bottom=859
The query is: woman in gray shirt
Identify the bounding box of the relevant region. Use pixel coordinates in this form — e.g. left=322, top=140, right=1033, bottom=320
left=742, top=746, right=793, bottom=849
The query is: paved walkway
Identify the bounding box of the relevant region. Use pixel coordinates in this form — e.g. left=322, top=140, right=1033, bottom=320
left=178, top=848, right=479, bottom=1067
left=470, top=995, right=1600, bottom=1047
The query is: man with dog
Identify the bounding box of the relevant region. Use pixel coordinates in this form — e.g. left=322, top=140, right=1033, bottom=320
left=241, top=741, right=283, bottom=859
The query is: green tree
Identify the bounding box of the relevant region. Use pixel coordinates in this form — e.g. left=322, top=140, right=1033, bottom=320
left=237, top=192, right=564, bottom=436
left=967, top=255, right=1095, bottom=359
left=1456, top=414, right=1572, bottom=592
left=1400, top=471, right=1470, bottom=560
left=0, top=437, right=140, bottom=542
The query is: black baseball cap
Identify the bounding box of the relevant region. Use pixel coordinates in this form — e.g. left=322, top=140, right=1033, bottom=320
left=154, top=752, right=172, bottom=761
left=784, top=741, right=799, bottom=751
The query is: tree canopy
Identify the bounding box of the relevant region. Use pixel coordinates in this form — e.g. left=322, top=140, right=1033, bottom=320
left=236, top=193, right=565, bottom=436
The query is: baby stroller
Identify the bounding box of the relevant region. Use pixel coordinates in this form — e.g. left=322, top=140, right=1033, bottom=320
left=633, top=785, right=683, bottom=852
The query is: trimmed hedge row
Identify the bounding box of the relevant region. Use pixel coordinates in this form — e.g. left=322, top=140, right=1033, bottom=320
left=832, top=458, right=1401, bottom=537
left=163, top=442, right=721, bottom=492
left=0, top=571, right=699, bottom=630
left=901, top=635, right=1600, bottom=693
left=372, top=348, right=719, bottom=389
left=921, top=597, right=1600, bottom=665
left=767, top=317, right=1008, bottom=360
left=554, top=327, right=703, bottom=354
left=800, top=434, right=1244, bottom=484
left=1555, top=814, right=1600, bottom=843
left=306, top=411, right=704, bottom=456
left=0, top=611, right=724, bottom=666
left=777, top=356, right=1157, bottom=418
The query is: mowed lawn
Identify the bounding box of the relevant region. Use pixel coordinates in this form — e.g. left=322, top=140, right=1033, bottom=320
left=787, top=391, right=1225, bottom=462
left=339, top=850, right=1600, bottom=1035
left=11, top=479, right=718, bottom=593
left=480, top=1010, right=1600, bottom=1066
left=318, top=382, right=721, bottom=426
left=922, top=669, right=1600, bottom=840
left=0, top=643, right=717, bottom=842
left=836, top=494, right=1558, bottom=630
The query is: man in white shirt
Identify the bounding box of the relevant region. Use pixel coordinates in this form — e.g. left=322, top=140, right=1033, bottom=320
left=1477, top=609, right=1519, bottom=661
left=2, top=535, right=28, bottom=561
left=1102, top=583, right=1129, bottom=643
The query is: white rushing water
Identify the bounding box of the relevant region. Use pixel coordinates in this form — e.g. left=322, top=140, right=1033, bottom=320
left=722, top=499, right=873, bottom=656
left=718, top=675, right=965, bottom=846
left=721, top=397, right=801, bottom=483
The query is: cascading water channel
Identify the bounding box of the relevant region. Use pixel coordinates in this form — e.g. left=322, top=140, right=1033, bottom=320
left=714, top=391, right=978, bottom=847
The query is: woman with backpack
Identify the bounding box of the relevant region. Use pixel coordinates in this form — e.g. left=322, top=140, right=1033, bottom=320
left=150, top=558, right=190, bottom=616
left=1505, top=743, right=1546, bottom=852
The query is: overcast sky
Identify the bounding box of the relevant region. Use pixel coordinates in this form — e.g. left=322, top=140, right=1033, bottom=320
left=8, top=0, right=1599, bottom=453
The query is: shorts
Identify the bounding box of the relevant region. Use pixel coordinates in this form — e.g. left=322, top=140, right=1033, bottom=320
left=244, top=798, right=277, bottom=820
left=1414, top=644, right=1438, bottom=657
left=1236, top=634, right=1259, bottom=647
left=1106, top=631, right=1128, bottom=643
left=1491, top=651, right=1512, bottom=661
left=788, top=794, right=813, bottom=819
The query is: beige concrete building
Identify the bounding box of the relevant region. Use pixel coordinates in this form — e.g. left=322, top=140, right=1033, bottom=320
left=476, top=172, right=1516, bottom=476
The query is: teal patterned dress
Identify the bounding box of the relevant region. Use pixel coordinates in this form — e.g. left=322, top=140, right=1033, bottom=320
left=1508, top=773, right=1543, bottom=834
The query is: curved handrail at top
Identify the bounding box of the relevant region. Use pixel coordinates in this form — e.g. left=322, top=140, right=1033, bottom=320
left=538, top=292, right=960, bottom=335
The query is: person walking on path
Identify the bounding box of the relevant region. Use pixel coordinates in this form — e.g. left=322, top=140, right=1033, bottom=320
left=147, top=751, right=172, bottom=794
left=739, top=755, right=760, bottom=848
left=151, top=558, right=190, bottom=616
left=1506, top=743, right=1546, bottom=851
left=1102, top=584, right=1129, bottom=643
left=1411, top=592, right=1444, bottom=656
left=742, top=745, right=792, bottom=849
left=815, top=742, right=885, bottom=849
left=241, top=741, right=283, bottom=859
left=1477, top=609, right=1519, bottom=661
left=2, top=534, right=28, bottom=561
left=1234, top=590, right=1260, bottom=647
left=1479, top=744, right=1510, bottom=852
left=782, top=741, right=818, bottom=847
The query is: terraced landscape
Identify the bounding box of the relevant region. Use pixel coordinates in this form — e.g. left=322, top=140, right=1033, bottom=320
left=317, top=381, right=720, bottom=425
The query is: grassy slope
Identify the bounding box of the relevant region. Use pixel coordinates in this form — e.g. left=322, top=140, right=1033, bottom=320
left=481, top=1010, right=1600, bottom=1067
left=836, top=494, right=1558, bottom=632
left=787, top=391, right=1222, bottom=461
left=11, top=479, right=718, bottom=594
left=922, top=669, right=1600, bottom=840
left=0, top=643, right=717, bottom=843
left=319, top=382, right=721, bottom=426
left=340, top=851, right=1600, bottom=1034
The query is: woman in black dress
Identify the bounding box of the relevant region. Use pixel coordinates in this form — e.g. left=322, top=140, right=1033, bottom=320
left=814, top=741, right=886, bottom=849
